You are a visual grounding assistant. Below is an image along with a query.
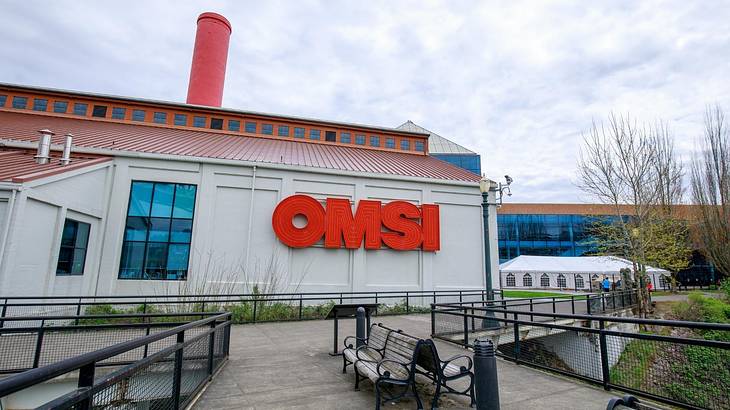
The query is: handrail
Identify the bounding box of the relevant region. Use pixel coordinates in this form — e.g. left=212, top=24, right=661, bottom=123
left=0, top=312, right=231, bottom=397
left=0, top=311, right=220, bottom=322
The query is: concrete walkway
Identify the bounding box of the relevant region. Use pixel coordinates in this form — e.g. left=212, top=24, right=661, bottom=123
left=194, top=314, right=618, bottom=409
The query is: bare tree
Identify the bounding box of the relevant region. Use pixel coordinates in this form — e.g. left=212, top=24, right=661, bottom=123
left=691, top=105, right=730, bottom=279
left=578, top=113, right=688, bottom=315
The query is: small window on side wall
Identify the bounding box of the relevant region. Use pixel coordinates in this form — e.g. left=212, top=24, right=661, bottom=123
left=56, top=219, right=90, bottom=275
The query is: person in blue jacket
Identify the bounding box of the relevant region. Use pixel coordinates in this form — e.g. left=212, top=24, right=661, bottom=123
left=602, top=277, right=611, bottom=292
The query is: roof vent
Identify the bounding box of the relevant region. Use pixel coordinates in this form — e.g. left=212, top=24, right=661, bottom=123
left=35, top=129, right=54, bottom=165
left=60, top=133, right=73, bottom=165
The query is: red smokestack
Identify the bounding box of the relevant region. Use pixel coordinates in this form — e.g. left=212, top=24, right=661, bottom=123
left=186, top=12, right=231, bottom=107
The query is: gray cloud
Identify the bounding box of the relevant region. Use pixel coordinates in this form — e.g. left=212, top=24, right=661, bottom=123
left=1, top=0, right=728, bottom=203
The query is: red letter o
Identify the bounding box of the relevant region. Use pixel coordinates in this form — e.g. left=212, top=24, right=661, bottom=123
left=272, top=195, right=326, bottom=248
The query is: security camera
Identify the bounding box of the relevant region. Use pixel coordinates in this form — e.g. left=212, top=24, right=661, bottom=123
left=504, top=175, right=513, bottom=185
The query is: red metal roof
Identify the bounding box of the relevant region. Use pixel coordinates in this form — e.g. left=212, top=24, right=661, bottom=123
left=0, top=148, right=111, bottom=183
left=0, top=112, right=481, bottom=183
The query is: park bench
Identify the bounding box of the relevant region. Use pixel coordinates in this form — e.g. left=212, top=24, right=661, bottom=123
left=344, top=323, right=426, bottom=409
left=416, top=339, right=475, bottom=408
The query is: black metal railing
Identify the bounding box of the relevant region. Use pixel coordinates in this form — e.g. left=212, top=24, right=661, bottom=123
left=0, top=312, right=231, bottom=409
left=0, top=288, right=499, bottom=326
left=431, top=301, right=730, bottom=410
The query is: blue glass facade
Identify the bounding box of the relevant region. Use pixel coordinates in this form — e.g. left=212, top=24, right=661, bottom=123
left=431, top=153, right=481, bottom=175
left=498, top=214, right=609, bottom=262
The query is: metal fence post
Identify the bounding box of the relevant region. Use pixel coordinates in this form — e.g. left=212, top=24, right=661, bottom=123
left=571, top=295, right=575, bottom=314
left=601, top=293, right=606, bottom=312
left=529, top=299, right=534, bottom=322
left=459, top=290, right=463, bottom=303
left=77, top=362, right=96, bottom=410
left=143, top=324, right=151, bottom=358
left=405, top=292, right=409, bottom=313
left=0, top=299, right=7, bottom=328
left=433, top=291, right=436, bottom=305
left=463, top=308, right=469, bottom=347
left=33, top=320, right=45, bottom=368
left=75, top=298, right=82, bottom=325
left=599, top=320, right=610, bottom=390
left=298, top=296, right=303, bottom=320
left=172, top=331, right=185, bottom=409
left=207, top=321, right=216, bottom=376
left=551, top=297, right=556, bottom=319
left=252, top=299, right=257, bottom=323
left=430, top=304, right=435, bottom=337
left=587, top=295, right=592, bottom=315
left=513, top=313, right=520, bottom=363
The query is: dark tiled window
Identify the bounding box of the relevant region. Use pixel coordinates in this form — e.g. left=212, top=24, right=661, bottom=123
left=294, top=127, right=305, bottom=138
left=56, top=219, right=90, bottom=275
left=132, top=109, right=146, bottom=122
left=73, top=103, right=88, bottom=116
left=119, top=181, right=197, bottom=281
left=355, top=134, right=365, bottom=145
left=370, top=136, right=380, bottom=147
left=92, top=105, right=107, bottom=118
left=262, top=124, right=273, bottom=135
left=12, top=96, right=28, bottom=109
left=33, top=98, right=48, bottom=111
left=400, top=139, right=410, bottom=150
left=153, top=112, right=167, bottom=124
left=210, top=118, right=223, bottom=130
left=245, top=122, right=257, bottom=133
left=325, top=131, right=336, bottom=142
left=278, top=125, right=289, bottom=137
left=0, top=95, right=6, bottom=107
left=174, top=113, right=187, bottom=126
left=310, top=129, right=321, bottom=140
left=112, top=107, right=126, bottom=120
left=53, top=101, right=68, bottom=113
left=228, top=120, right=240, bottom=132
left=385, top=138, right=395, bottom=149
left=193, top=116, right=206, bottom=128
left=415, top=141, right=425, bottom=152
left=340, top=132, right=351, bottom=143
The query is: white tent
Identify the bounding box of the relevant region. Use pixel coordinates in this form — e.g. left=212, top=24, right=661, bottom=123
left=499, top=255, right=669, bottom=290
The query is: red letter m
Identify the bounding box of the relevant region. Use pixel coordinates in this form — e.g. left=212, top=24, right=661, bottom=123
left=324, top=198, right=381, bottom=249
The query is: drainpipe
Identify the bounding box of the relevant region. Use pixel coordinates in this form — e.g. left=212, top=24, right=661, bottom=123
left=0, top=187, right=19, bottom=275
left=244, top=166, right=257, bottom=273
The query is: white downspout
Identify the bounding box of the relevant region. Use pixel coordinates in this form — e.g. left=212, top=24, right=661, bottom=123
left=244, top=166, right=257, bottom=273
left=0, top=187, right=19, bottom=274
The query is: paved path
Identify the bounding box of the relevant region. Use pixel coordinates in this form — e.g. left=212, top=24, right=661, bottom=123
left=194, top=314, right=618, bottom=409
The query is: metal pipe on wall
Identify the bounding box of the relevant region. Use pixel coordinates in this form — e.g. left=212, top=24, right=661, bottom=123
left=244, top=166, right=257, bottom=273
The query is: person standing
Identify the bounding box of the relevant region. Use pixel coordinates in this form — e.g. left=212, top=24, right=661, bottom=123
left=602, top=277, right=611, bottom=293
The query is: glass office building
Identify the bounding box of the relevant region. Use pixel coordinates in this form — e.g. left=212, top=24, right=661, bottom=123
left=397, top=120, right=481, bottom=175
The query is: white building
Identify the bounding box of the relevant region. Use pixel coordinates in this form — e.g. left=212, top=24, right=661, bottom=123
left=0, top=83, right=499, bottom=297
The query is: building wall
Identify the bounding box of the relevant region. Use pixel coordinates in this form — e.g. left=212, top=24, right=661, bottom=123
left=430, top=154, right=481, bottom=176
left=0, top=156, right=498, bottom=297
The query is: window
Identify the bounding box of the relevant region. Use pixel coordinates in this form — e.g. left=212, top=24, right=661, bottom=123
left=658, top=275, right=668, bottom=289
left=153, top=112, right=167, bottom=124
left=228, top=120, right=240, bottom=132
left=245, top=122, right=257, bottom=133
left=294, top=127, right=305, bottom=138
left=262, top=124, right=273, bottom=135
left=119, top=181, right=197, bottom=280
left=355, top=134, right=365, bottom=145
left=12, top=96, right=28, bottom=109
left=540, top=274, right=550, bottom=287
left=73, top=103, right=88, bottom=116
left=278, top=125, right=289, bottom=136
left=33, top=98, right=48, bottom=111
left=523, top=274, right=533, bottom=287
left=193, top=116, right=206, bottom=128
left=210, top=118, right=223, bottom=130
left=310, top=129, right=321, bottom=140
left=400, top=139, right=410, bottom=150
left=0, top=95, right=6, bottom=107
left=92, top=105, right=107, bottom=118
left=506, top=273, right=516, bottom=287
left=132, top=109, right=146, bottom=121
left=370, top=136, right=380, bottom=147
left=174, top=113, right=187, bottom=126
left=56, top=219, right=90, bottom=275
left=575, top=275, right=585, bottom=289
left=53, top=101, right=68, bottom=113
left=325, top=131, right=336, bottom=142
left=385, top=138, right=395, bottom=149
left=415, top=141, right=425, bottom=152
left=340, top=132, right=351, bottom=143
left=557, top=274, right=566, bottom=288
left=112, top=107, right=126, bottom=120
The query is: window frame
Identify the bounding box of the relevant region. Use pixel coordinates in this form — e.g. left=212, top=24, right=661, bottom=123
left=228, top=120, right=240, bottom=132
left=355, top=134, right=365, bottom=145
left=111, top=107, right=126, bottom=120
left=53, top=101, right=68, bottom=113
left=400, top=139, right=411, bottom=150
left=523, top=274, right=533, bottom=287
left=540, top=273, right=550, bottom=287
left=245, top=122, right=257, bottom=133
left=370, top=136, right=380, bottom=147
left=92, top=105, right=107, bottom=118
left=278, top=125, right=289, bottom=137
left=193, top=116, right=206, bottom=128
left=73, top=103, right=88, bottom=116
left=340, top=132, right=351, bottom=143
left=174, top=113, right=187, bottom=126
left=118, top=181, right=198, bottom=281
left=575, top=275, right=585, bottom=289
left=153, top=112, right=168, bottom=124
left=310, top=129, right=321, bottom=140
left=262, top=124, right=274, bottom=135
left=557, top=274, right=566, bottom=288
left=12, top=96, right=28, bottom=109
left=132, top=109, right=146, bottom=122
left=506, top=273, right=516, bottom=287
left=33, top=98, right=48, bottom=112
left=294, top=127, right=305, bottom=138
left=56, top=218, right=90, bottom=276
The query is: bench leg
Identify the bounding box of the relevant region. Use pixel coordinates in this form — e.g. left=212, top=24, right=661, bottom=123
left=412, top=381, right=423, bottom=410
left=374, top=381, right=382, bottom=410
left=354, top=369, right=360, bottom=390
left=431, top=382, right=441, bottom=409
left=342, top=355, right=347, bottom=373
left=468, top=375, right=476, bottom=408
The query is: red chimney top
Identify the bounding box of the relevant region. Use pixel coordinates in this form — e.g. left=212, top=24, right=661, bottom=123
left=186, top=12, right=232, bottom=107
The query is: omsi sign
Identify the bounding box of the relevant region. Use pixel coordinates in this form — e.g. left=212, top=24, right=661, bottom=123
left=272, top=195, right=440, bottom=251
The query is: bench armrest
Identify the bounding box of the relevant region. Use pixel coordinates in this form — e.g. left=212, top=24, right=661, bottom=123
left=441, top=354, right=473, bottom=372
left=377, top=359, right=412, bottom=381
left=344, top=335, right=367, bottom=349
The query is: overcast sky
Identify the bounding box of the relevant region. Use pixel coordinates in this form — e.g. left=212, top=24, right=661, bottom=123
left=1, top=1, right=728, bottom=203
